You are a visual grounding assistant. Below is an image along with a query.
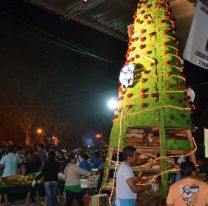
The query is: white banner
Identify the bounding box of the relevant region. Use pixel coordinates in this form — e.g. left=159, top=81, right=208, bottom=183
left=183, top=0, right=208, bottom=69
left=204, top=128, right=208, bottom=157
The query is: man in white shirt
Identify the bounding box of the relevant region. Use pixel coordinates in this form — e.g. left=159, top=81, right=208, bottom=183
left=116, top=146, right=153, bottom=206
left=0, top=146, right=22, bottom=177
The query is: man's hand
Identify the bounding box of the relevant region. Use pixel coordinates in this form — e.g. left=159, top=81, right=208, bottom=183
left=31, top=180, right=36, bottom=187
left=127, top=177, right=151, bottom=193
left=58, top=172, right=65, bottom=180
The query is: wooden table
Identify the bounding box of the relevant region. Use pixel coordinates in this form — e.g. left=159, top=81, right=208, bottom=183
left=0, top=183, right=44, bottom=206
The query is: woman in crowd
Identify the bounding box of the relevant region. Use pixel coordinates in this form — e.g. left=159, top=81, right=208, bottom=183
left=36, top=151, right=60, bottom=206
left=64, top=154, right=91, bottom=206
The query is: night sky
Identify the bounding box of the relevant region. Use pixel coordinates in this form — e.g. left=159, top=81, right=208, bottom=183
left=0, top=0, right=208, bottom=145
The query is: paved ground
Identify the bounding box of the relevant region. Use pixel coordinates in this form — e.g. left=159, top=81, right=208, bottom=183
left=6, top=198, right=65, bottom=206
left=7, top=203, right=43, bottom=206
left=6, top=201, right=45, bottom=206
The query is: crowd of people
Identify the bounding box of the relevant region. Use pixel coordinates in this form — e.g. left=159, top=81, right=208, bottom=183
left=0, top=143, right=106, bottom=206
left=1, top=143, right=208, bottom=206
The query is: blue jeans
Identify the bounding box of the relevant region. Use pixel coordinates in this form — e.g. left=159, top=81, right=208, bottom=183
left=44, top=181, right=59, bottom=206
left=115, top=198, right=136, bottom=206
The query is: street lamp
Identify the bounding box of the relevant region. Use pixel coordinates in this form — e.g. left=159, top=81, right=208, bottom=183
left=107, top=98, right=118, bottom=110
left=37, top=128, right=43, bottom=134
left=96, top=133, right=102, bottom=139
left=36, top=128, right=44, bottom=144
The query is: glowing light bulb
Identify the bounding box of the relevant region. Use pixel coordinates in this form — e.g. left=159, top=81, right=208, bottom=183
left=107, top=98, right=118, bottom=110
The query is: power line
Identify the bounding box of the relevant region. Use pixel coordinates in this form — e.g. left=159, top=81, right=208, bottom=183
left=190, top=81, right=208, bottom=88
left=0, top=11, right=120, bottom=65
left=0, top=26, right=119, bottom=109
left=0, top=18, right=119, bottom=86
left=2, top=15, right=208, bottom=98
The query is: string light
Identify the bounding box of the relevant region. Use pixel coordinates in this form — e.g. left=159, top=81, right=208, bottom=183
left=120, top=90, right=186, bottom=100
left=128, top=52, right=155, bottom=62
left=163, top=28, right=176, bottom=34
left=163, top=90, right=185, bottom=93
left=165, top=35, right=176, bottom=41
left=114, top=105, right=190, bottom=121
left=171, top=54, right=183, bottom=63
left=166, top=45, right=178, bottom=51
left=168, top=64, right=183, bottom=72
left=168, top=20, right=175, bottom=25
left=121, top=91, right=186, bottom=101
left=159, top=2, right=169, bottom=7
left=108, top=109, right=124, bottom=205
left=170, top=75, right=186, bottom=81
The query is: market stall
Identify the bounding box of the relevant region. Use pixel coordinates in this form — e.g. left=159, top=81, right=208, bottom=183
left=0, top=174, right=44, bottom=206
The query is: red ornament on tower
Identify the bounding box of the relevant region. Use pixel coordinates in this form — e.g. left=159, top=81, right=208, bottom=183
left=141, top=103, right=146, bottom=108
left=177, top=98, right=182, bottom=103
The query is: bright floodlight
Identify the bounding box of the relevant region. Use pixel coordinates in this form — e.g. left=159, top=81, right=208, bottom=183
left=107, top=98, right=118, bottom=110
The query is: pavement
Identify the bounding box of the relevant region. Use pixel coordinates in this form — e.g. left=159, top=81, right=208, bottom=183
left=8, top=203, right=43, bottom=206
left=7, top=201, right=45, bottom=206
left=6, top=197, right=65, bottom=206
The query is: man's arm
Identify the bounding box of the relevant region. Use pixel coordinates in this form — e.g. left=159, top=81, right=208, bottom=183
left=126, top=177, right=151, bottom=193
left=0, top=157, right=5, bottom=170
left=77, top=166, right=91, bottom=177
left=166, top=185, right=174, bottom=206
left=17, top=155, right=23, bottom=165
left=0, top=164, right=4, bottom=170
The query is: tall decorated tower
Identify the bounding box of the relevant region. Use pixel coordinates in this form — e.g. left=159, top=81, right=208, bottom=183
left=103, top=0, right=196, bottom=197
